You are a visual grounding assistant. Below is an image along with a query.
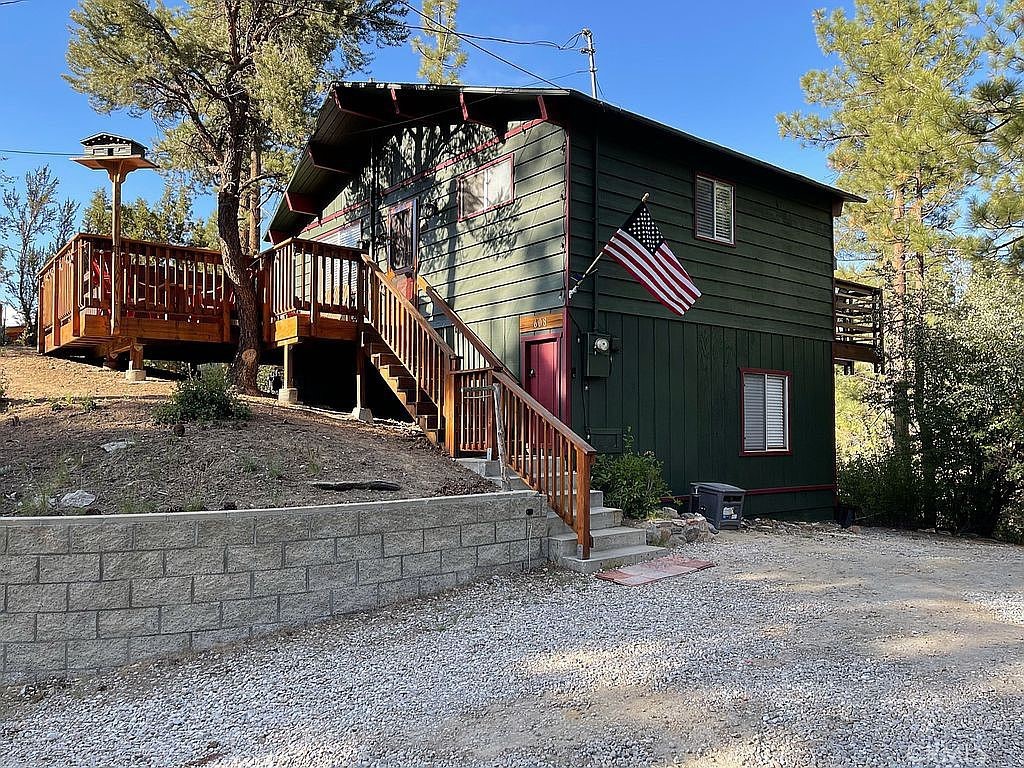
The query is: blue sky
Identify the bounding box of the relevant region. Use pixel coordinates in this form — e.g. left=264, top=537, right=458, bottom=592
left=0, top=0, right=851, bottom=224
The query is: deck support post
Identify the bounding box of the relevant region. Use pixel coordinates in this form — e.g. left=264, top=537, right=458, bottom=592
left=278, top=342, right=299, bottom=405
left=351, top=347, right=373, bottom=422
left=126, top=343, right=146, bottom=383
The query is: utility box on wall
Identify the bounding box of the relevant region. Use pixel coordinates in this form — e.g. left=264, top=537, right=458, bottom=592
left=585, top=332, right=615, bottom=378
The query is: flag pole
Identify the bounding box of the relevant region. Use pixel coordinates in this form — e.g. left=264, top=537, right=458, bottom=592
left=568, top=193, right=650, bottom=299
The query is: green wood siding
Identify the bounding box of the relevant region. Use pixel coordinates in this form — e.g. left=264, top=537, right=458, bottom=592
left=568, top=128, right=836, bottom=341
left=568, top=123, right=837, bottom=516
left=304, top=120, right=568, bottom=378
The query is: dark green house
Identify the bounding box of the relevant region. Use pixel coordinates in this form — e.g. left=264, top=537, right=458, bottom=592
left=268, top=82, right=880, bottom=521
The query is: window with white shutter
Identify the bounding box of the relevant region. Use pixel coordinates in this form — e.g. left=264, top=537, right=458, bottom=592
left=741, top=370, right=790, bottom=454
left=695, top=174, right=734, bottom=245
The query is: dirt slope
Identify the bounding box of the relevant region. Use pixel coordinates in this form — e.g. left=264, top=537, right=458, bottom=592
left=0, top=346, right=492, bottom=515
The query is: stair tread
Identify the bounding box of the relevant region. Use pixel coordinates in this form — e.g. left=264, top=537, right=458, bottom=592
left=546, top=505, right=621, bottom=518
left=547, top=525, right=639, bottom=543
left=560, top=544, right=667, bottom=566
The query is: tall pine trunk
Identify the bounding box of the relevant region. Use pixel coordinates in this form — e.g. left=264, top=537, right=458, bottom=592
left=910, top=174, right=938, bottom=528
left=217, top=143, right=261, bottom=393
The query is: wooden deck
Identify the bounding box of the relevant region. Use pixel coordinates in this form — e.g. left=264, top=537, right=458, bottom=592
left=833, top=278, right=883, bottom=369
left=262, top=238, right=362, bottom=347
left=37, top=234, right=365, bottom=362
left=39, top=234, right=234, bottom=361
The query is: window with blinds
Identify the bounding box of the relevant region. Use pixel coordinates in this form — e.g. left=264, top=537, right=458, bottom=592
left=695, top=175, right=734, bottom=244
left=742, top=371, right=790, bottom=453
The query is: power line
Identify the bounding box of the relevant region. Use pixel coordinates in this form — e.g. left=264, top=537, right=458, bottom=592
left=396, top=0, right=564, bottom=89
left=407, top=25, right=584, bottom=51
left=0, top=148, right=76, bottom=157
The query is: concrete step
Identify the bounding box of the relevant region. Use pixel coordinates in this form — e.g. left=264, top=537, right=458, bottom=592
left=556, top=544, right=667, bottom=575
left=456, top=458, right=501, bottom=477
left=456, top=458, right=605, bottom=509
left=545, top=505, right=620, bottom=535
left=545, top=525, right=647, bottom=559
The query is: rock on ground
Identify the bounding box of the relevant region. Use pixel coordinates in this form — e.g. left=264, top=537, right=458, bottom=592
left=2, top=527, right=1023, bottom=768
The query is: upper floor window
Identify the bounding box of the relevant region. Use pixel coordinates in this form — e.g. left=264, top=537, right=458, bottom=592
left=459, top=155, right=514, bottom=219
left=741, top=369, right=790, bottom=454
left=695, top=175, right=734, bottom=245
left=387, top=199, right=416, bottom=274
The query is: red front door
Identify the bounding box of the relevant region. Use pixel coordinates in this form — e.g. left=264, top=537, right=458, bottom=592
left=524, top=336, right=561, bottom=417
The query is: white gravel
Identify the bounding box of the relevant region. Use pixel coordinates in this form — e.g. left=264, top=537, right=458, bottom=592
left=2, top=527, right=1023, bottom=768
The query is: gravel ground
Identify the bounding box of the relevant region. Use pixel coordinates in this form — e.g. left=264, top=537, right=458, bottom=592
left=2, top=526, right=1023, bottom=768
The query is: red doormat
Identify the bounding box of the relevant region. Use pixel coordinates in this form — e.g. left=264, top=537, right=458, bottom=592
left=596, top=554, right=715, bottom=586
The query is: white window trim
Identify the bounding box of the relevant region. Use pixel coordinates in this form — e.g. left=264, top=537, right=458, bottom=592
left=741, top=370, right=791, bottom=455
left=695, top=174, right=735, bottom=245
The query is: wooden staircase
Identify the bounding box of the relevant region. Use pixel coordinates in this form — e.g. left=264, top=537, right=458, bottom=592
left=365, top=332, right=443, bottom=444
left=259, top=238, right=665, bottom=570
left=360, top=255, right=598, bottom=560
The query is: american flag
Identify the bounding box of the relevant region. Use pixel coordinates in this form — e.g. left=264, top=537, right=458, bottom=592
left=601, top=203, right=701, bottom=316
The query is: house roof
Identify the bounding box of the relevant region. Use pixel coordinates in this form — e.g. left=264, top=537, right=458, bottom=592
left=268, top=82, right=864, bottom=241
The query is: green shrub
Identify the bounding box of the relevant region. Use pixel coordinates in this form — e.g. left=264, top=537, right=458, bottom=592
left=591, top=432, right=670, bottom=519
left=0, top=367, right=8, bottom=407
left=154, top=366, right=250, bottom=424
left=837, top=448, right=924, bottom=529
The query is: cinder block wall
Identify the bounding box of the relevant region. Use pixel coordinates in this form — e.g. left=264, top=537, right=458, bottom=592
left=0, top=491, right=544, bottom=685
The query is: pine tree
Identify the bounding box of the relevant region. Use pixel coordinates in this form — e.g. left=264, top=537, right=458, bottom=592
left=66, top=0, right=406, bottom=390
left=411, top=0, right=467, bottom=84
left=80, top=178, right=209, bottom=247
left=969, top=1, right=1024, bottom=268
left=779, top=0, right=983, bottom=527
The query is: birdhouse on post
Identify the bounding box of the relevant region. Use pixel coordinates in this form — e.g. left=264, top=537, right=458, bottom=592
left=72, top=134, right=157, bottom=343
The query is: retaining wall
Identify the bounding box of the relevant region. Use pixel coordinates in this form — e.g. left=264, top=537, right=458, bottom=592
left=0, top=491, right=543, bottom=685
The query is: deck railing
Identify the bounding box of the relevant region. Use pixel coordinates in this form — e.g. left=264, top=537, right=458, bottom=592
left=37, top=233, right=232, bottom=350
left=417, top=275, right=595, bottom=558
left=834, top=278, right=883, bottom=366
left=120, top=240, right=227, bottom=320
left=265, top=238, right=363, bottom=322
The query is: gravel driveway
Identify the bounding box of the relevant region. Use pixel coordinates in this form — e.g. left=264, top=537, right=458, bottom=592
left=2, top=526, right=1022, bottom=767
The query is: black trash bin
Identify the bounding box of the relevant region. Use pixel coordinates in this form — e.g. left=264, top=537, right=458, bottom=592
left=690, top=482, right=746, bottom=530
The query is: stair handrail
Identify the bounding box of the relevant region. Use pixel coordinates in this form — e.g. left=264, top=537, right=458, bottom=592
left=416, top=273, right=596, bottom=558
left=416, top=276, right=506, bottom=372
left=363, top=259, right=461, bottom=362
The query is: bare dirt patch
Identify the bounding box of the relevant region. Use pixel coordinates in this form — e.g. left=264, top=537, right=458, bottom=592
left=0, top=345, right=174, bottom=402
left=0, top=347, right=492, bottom=515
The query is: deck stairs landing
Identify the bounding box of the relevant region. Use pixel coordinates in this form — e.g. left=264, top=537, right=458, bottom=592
left=458, top=458, right=666, bottom=574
